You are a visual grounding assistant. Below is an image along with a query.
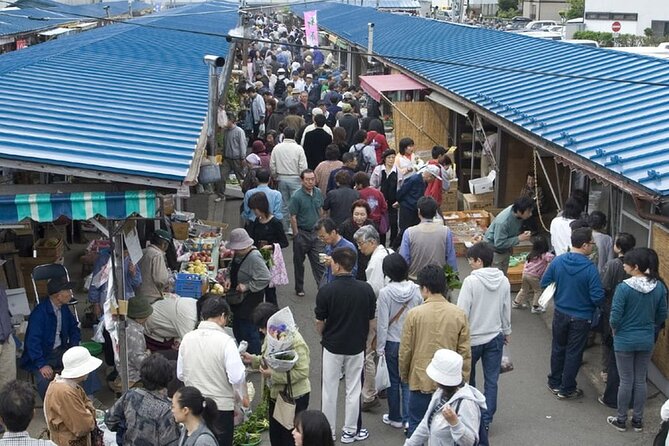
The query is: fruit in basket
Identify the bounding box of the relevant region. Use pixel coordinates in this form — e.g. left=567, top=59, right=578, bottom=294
left=186, top=261, right=208, bottom=275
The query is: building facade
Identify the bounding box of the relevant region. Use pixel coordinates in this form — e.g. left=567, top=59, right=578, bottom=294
left=584, top=0, right=669, bottom=36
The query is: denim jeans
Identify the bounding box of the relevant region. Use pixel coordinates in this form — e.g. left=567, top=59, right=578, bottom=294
left=615, top=350, right=652, bottom=422
left=548, top=309, right=591, bottom=394
left=407, top=390, right=433, bottom=437
left=385, top=341, right=409, bottom=424
left=232, top=317, right=261, bottom=355
left=470, top=333, right=504, bottom=427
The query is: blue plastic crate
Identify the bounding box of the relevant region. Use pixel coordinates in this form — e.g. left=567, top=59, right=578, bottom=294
left=175, top=273, right=203, bottom=299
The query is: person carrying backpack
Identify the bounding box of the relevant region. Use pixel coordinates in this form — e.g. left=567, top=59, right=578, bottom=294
left=349, top=130, right=377, bottom=174
left=404, top=349, right=487, bottom=446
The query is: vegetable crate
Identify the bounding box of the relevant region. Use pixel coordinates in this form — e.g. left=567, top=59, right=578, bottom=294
left=175, top=273, right=203, bottom=299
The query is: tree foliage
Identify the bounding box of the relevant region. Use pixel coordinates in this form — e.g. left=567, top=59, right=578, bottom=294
left=498, top=0, right=518, bottom=13
left=560, top=0, right=584, bottom=20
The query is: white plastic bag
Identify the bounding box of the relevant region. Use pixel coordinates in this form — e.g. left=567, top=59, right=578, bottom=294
left=375, top=355, right=391, bottom=391
left=92, top=322, right=105, bottom=344
left=538, top=282, right=556, bottom=308
left=500, top=345, right=514, bottom=374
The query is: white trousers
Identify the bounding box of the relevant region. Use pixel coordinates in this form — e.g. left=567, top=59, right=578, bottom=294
left=322, top=348, right=364, bottom=435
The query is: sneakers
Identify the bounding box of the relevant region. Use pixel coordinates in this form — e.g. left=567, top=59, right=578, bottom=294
left=631, top=419, right=643, bottom=432
left=556, top=388, right=584, bottom=400
left=597, top=395, right=616, bottom=409
left=546, top=383, right=560, bottom=395
left=607, top=416, right=627, bottom=432
left=361, top=397, right=380, bottom=412
left=531, top=305, right=546, bottom=314
left=512, top=301, right=526, bottom=309
left=382, top=414, right=404, bottom=429
left=341, top=428, right=369, bottom=443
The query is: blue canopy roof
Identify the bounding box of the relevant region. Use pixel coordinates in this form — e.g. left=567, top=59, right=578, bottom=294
left=0, top=1, right=152, bottom=37
left=295, top=3, right=669, bottom=198
left=0, top=2, right=239, bottom=188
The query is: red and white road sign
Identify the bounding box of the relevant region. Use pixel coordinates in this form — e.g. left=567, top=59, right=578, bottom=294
left=612, top=21, right=621, bottom=32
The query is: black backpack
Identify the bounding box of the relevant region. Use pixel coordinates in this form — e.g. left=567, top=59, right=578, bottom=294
left=353, top=143, right=371, bottom=174
left=452, top=398, right=487, bottom=446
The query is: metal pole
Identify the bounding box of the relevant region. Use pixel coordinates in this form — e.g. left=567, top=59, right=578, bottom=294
left=110, top=221, right=129, bottom=392
left=367, top=23, right=374, bottom=64
left=206, top=62, right=219, bottom=158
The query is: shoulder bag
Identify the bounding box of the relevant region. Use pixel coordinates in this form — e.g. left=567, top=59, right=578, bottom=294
left=371, top=303, right=408, bottom=351
left=273, top=371, right=296, bottom=430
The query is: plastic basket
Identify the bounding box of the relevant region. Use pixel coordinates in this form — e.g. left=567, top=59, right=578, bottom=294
left=175, top=273, right=204, bottom=298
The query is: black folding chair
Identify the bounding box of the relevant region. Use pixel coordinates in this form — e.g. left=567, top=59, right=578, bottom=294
left=31, top=263, right=80, bottom=323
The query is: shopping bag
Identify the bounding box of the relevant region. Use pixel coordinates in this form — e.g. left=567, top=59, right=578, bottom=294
left=500, top=345, right=514, bottom=374
left=537, top=282, right=556, bottom=308
left=273, top=372, right=296, bottom=430
left=375, top=355, right=391, bottom=391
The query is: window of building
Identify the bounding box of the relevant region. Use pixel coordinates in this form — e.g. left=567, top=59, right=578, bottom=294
left=585, top=12, right=638, bottom=21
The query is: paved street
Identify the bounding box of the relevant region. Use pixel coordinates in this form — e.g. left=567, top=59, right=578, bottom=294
left=219, top=198, right=664, bottom=446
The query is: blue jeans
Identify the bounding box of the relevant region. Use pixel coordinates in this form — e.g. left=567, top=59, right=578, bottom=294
left=548, top=309, right=591, bottom=394
left=615, top=350, right=652, bottom=422
left=470, top=333, right=504, bottom=427
left=408, top=390, right=433, bottom=437
left=232, top=317, right=261, bottom=355
left=385, top=341, right=409, bottom=424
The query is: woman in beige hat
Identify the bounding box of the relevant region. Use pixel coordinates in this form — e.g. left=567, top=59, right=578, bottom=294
left=223, top=228, right=270, bottom=355
left=404, top=349, right=487, bottom=446
left=44, top=346, right=102, bottom=446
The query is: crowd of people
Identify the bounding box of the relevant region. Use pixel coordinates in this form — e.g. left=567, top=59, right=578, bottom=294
left=1, top=10, right=668, bottom=446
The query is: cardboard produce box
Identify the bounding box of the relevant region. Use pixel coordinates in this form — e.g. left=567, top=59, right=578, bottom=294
left=34, top=237, right=64, bottom=258
left=463, top=193, right=494, bottom=210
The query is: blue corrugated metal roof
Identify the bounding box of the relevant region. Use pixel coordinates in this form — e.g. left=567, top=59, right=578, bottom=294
left=294, top=3, right=669, bottom=198
left=0, top=2, right=239, bottom=185
left=0, top=2, right=152, bottom=37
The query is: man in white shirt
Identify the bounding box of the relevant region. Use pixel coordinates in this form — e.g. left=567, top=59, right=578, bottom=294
left=144, top=294, right=197, bottom=351
left=178, top=296, right=247, bottom=446
left=269, top=127, right=308, bottom=234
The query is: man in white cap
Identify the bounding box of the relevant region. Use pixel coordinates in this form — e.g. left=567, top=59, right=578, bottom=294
left=301, top=107, right=332, bottom=146
left=399, top=196, right=457, bottom=281
left=274, top=67, right=287, bottom=98
left=405, top=349, right=486, bottom=446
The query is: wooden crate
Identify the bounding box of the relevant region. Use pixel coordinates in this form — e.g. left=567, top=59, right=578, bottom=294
left=463, top=193, right=494, bottom=210
left=18, top=255, right=63, bottom=305
left=443, top=210, right=491, bottom=228
left=34, top=238, right=64, bottom=258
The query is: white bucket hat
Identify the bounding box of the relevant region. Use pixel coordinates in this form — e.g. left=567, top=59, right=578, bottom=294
left=61, top=346, right=102, bottom=379
left=426, top=349, right=463, bottom=387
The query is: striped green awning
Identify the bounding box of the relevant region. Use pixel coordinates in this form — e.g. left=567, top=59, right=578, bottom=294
left=0, top=190, right=156, bottom=223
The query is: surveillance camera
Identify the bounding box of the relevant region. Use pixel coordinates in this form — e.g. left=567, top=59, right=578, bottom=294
left=226, top=36, right=232, bottom=43
left=203, top=55, right=225, bottom=67
left=368, top=22, right=375, bottom=28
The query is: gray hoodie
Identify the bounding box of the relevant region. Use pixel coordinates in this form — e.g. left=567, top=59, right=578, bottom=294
left=376, top=281, right=423, bottom=354
left=457, top=267, right=511, bottom=347
left=405, top=384, right=487, bottom=446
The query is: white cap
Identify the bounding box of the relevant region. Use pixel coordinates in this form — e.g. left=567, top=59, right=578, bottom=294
left=426, top=349, right=463, bottom=386
left=312, top=107, right=324, bottom=116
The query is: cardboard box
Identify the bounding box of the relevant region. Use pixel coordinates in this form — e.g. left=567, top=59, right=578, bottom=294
left=463, top=193, right=494, bottom=210
left=468, top=170, right=496, bottom=194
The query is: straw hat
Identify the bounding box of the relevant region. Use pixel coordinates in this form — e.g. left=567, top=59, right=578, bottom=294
left=426, top=349, right=463, bottom=387
left=227, top=228, right=254, bottom=250
left=61, top=346, right=103, bottom=379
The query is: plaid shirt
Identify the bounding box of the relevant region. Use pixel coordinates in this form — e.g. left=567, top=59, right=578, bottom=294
left=0, top=432, right=56, bottom=445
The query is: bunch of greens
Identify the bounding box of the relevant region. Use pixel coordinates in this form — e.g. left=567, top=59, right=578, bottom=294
left=443, top=265, right=462, bottom=290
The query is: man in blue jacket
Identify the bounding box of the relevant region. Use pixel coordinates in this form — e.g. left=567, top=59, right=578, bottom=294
left=395, top=165, right=439, bottom=246
left=541, top=227, right=604, bottom=400
left=21, top=277, right=86, bottom=398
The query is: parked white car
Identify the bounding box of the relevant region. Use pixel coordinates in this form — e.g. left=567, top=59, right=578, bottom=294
left=524, top=20, right=558, bottom=30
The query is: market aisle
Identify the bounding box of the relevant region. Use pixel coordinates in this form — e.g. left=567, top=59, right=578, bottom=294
left=216, top=198, right=663, bottom=446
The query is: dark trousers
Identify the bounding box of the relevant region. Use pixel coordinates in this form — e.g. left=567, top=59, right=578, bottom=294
left=602, top=348, right=622, bottom=407
left=395, top=207, right=419, bottom=249
left=265, top=287, right=278, bottom=305
left=407, top=390, right=433, bottom=437
left=268, top=393, right=310, bottom=446
left=380, top=207, right=398, bottom=247
left=292, top=230, right=325, bottom=293
left=232, top=316, right=261, bottom=355
left=548, top=309, right=591, bottom=394
left=34, top=347, right=101, bottom=399
left=213, top=410, right=234, bottom=446
left=470, top=333, right=504, bottom=427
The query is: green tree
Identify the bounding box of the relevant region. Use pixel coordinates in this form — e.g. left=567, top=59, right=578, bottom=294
left=561, top=0, right=584, bottom=20
left=498, top=0, right=518, bottom=13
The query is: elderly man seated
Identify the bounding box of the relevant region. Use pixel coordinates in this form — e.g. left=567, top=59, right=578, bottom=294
left=20, top=277, right=100, bottom=399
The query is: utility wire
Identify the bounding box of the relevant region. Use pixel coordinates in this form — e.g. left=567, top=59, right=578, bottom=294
left=8, top=3, right=669, bottom=89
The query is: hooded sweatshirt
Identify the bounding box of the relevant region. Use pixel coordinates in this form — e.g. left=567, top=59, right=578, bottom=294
left=375, top=281, right=423, bottom=354
left=541, top=252, right=605, bottom=320
left=405, top=385, right=487, bottom=446
left=457, top=268, right=511, bottom=347
left=610, top=277, right=668, bottom=352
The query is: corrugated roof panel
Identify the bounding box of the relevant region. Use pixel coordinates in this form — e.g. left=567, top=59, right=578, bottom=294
left=296, top=3, right=669, bottom=196
left=0, top=2, right=239, bottom=184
